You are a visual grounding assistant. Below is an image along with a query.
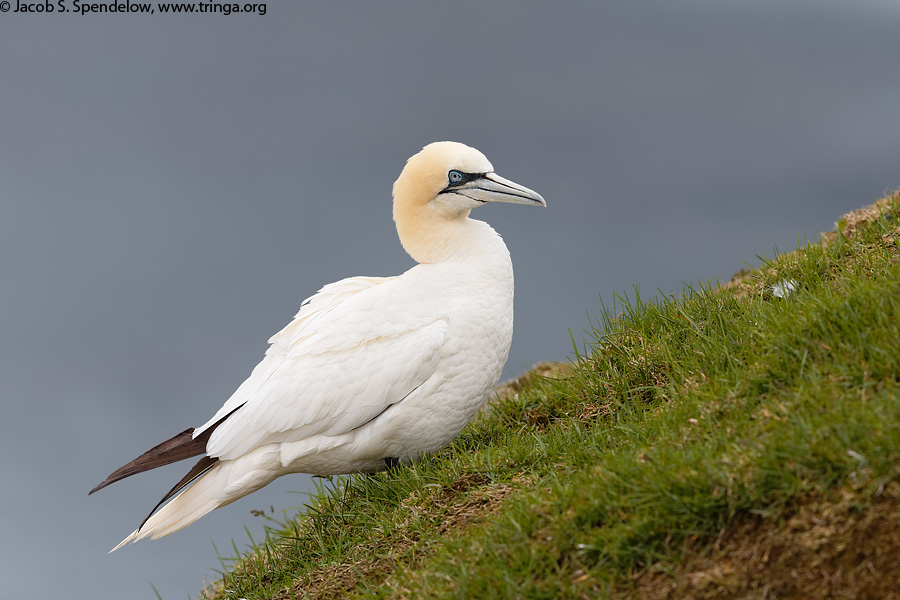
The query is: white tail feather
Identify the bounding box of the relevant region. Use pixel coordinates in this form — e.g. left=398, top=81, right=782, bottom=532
left=109, top=464, right=226, bottom=553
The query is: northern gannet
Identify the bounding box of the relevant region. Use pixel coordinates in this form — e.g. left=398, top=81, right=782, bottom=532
left=90, top=141, right=546, bottom=550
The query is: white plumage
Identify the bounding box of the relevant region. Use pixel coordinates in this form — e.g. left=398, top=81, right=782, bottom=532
left=92, top=141, right=545, bottom=550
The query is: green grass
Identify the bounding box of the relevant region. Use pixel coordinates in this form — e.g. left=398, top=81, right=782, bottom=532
left=202, top=193, right=900, bottom=599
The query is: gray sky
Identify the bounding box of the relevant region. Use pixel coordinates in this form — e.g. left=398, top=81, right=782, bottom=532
left=2, top=2, right=899, bottom=598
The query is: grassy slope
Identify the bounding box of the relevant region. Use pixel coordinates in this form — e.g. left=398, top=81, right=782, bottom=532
left=202, top=192, right=900, bottom=600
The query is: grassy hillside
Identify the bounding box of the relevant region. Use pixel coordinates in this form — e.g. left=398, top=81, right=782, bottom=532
left=201, top=191, right=900, bottom=599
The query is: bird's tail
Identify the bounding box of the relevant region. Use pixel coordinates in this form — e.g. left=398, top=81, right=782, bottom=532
left=109, top=446, right=282, bottom=552
left=110, top=460, right=229, bottom=552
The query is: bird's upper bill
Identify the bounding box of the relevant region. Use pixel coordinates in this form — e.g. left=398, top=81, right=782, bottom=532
left=439, top=171, right=546, bottom=207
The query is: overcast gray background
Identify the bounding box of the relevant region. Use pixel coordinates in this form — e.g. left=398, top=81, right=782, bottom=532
left=2, top=2, right=899, bottom=598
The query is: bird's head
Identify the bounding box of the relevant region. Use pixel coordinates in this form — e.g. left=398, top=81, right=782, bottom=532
left=392, top=141, right=545, bottom=263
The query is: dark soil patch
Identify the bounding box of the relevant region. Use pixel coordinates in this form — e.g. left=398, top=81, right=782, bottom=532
left=625, top=481, right=900, bottom=600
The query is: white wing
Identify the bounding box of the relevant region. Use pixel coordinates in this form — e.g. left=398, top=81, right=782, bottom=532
left=194, top=274, right=449, bottom=461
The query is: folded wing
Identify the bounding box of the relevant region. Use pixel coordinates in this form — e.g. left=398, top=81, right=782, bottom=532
left=194, top=274, right=450, bottom=461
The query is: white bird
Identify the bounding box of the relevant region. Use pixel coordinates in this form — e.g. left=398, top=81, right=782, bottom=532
left=90, top=141, right=546, bottom=550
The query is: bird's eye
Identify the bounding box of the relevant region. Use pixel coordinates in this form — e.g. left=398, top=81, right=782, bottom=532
left=448, top=170, right=464, bottom=184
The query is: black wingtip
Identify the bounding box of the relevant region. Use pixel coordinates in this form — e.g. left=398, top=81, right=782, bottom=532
left=88, top=427, right=198, bottom=496
left=89, top=404, right=242, bottom=496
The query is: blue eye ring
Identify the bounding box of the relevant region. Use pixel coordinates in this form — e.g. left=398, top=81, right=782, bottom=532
left=448, top=170, right=464, bottom=184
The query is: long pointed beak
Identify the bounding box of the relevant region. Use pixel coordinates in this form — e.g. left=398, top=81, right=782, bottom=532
left=461, top=173, right=547, bottom=207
